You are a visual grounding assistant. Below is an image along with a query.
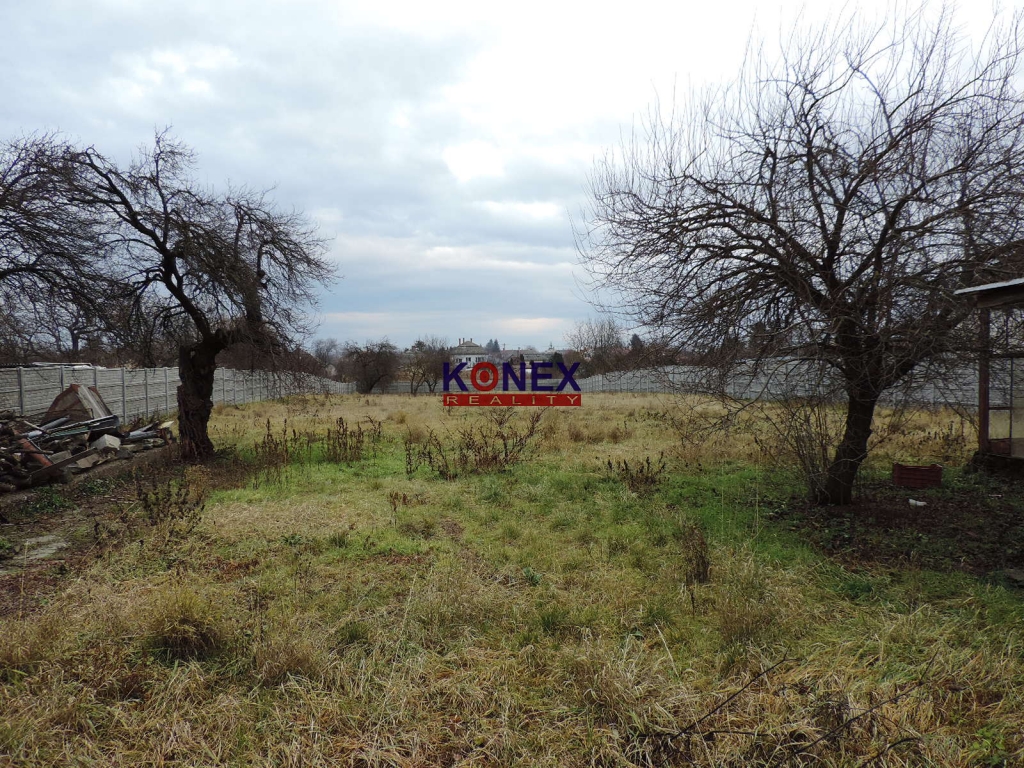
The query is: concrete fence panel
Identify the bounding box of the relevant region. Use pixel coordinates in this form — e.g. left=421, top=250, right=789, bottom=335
left=0, top=366, right=354, bottom=420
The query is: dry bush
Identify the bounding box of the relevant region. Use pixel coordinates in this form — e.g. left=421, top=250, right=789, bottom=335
left=606, top=422, right=635, bottom=444
left=324, top=415, right=366, bottom=463
left=252, top=418, right=291, bottom=486
left=678, top=517, right=711, bottom=587
left=410, top=409, right=543, bottom=480
left=135, top=468, right=208, bottom=528
left=134, top=466, right=209, bottom=544
left=607, top=453, right=668, bottom=496
left=567, top=420, right=605, bottom=444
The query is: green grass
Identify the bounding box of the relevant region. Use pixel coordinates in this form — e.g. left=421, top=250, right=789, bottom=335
left=0, top=394, right=1021, bottom=766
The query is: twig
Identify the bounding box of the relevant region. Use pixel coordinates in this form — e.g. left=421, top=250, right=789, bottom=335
left=775, top=652, right=938, bottom=766
left=857, top=736, right=922, bottom=766
left=637, top=657, right=796, bottom=743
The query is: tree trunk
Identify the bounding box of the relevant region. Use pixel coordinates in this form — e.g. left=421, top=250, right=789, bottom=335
left=819, top=390, right=879, bottom=505
left=177, top=341, right=219, bottom=461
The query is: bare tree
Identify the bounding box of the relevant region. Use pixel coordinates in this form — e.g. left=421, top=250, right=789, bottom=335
left=311, top=337, right=340, bottom=376
left=340, top=339, right=400, bottom=394
left=71, top=131, right=334, bottom=459
left=578, top=8, right=1024, bottom=504
left=566, top=317, right=625, bottom=375
left=405, top=336, right=450, bottom=394
left=0, top=134, right=116, bottom=362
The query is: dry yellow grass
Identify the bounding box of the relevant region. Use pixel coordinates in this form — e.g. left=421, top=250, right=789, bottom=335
left=0, top=393, right=1018, bottom=766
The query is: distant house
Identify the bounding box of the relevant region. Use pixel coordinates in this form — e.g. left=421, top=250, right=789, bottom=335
left=451, top=338, right=489, bottom=366
left=502, top=348, right=552, bottom=368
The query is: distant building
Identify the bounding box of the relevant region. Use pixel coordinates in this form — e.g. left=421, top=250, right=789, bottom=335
left=451, top=338, right=489, bottom=366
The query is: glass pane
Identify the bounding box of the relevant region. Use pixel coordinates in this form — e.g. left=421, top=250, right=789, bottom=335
left=990, top=359, right=1012, bottom=409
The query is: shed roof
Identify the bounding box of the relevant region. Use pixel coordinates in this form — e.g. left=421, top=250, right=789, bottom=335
left=955, top=277, right=1024, bottom=308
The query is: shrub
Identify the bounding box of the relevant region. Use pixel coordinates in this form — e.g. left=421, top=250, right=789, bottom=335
left=134, top=466, right=208, bottom=542
left=607, top=453, right=667, bottom=496
left=411, top=409, right=543, bottom=480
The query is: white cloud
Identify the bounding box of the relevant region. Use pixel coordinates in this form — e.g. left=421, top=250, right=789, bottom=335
left=476, top=200, right=563, bottom=221
left=442, top=141, right=506, bottom=182
left=0, top=0, right=993, bottom=349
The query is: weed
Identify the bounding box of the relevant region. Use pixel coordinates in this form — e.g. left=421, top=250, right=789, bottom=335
left=251, top=419, right=290, bottom=486
left=134, top=466, right=207, bottom=542
left=607, top=453, right=668, bottom=496
left=567, top=421, right=604, bottom=443
left=675, top=514, right=711, bottom=586
left=397, top=515, right=437, bottom=539
left=22, top=486, right=75, bottom=516
left=638, top=599, right=675, bottom=627
left=387, top=490, right=427, bottom=514
left=326, top=526, right=355, bottom=549
left=414, top=409, right=543, bottom=480
left=522, top=566, right=542, bottom=586
left=324, top=416, right=366, bottom=463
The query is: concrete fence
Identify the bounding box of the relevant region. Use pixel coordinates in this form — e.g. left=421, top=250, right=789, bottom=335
left=338, top=360, right=980, bottom=406
left=575, top=363, right=981, bottom=407
left=0, top=365, right=354, bottom=421
left=356, top=361, right=980, bottom=406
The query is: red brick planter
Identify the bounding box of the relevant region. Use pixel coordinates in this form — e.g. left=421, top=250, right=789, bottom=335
left=892, top=463, right=943, bottom=489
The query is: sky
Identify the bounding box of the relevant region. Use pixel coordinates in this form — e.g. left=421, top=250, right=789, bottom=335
left=0, top=0, right=1001, bottom=350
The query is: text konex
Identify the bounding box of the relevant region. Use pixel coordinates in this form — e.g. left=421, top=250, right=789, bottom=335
left=441, top=361, right=582, bottom=407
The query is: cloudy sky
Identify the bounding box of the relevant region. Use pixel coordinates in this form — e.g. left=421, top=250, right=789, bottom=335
left=0, top=0, right=994, bottom=349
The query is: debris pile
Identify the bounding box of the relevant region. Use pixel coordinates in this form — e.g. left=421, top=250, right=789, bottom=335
left=0, top=384, right=173, bottom=493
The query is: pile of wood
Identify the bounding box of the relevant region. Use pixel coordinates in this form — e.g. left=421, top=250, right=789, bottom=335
left=0, top=384, right=173, bottom=493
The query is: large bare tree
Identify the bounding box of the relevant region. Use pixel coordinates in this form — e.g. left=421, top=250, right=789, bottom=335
left=0, top=134, right=116, bottom=362
left=578, top=9, right=1024, bottom=504
left=71, top=132, right=334, bottom=459
left=340, top=339, right=400, bottom=394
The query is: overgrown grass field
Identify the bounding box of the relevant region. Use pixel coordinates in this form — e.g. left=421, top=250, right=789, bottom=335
left=1, top=394, right=1021, bottom=766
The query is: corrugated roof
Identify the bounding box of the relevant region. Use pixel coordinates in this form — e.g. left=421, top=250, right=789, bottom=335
left=954, top=277, right=1024, bottom=295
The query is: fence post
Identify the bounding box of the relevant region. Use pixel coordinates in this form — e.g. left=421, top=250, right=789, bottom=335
left=17, top=368, right=24, bottom=415
left=165, top=368, right=170, bottom=412
left=121, top=368, right=127, bottom=420
left=144, top=368, right=150, bottom=416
